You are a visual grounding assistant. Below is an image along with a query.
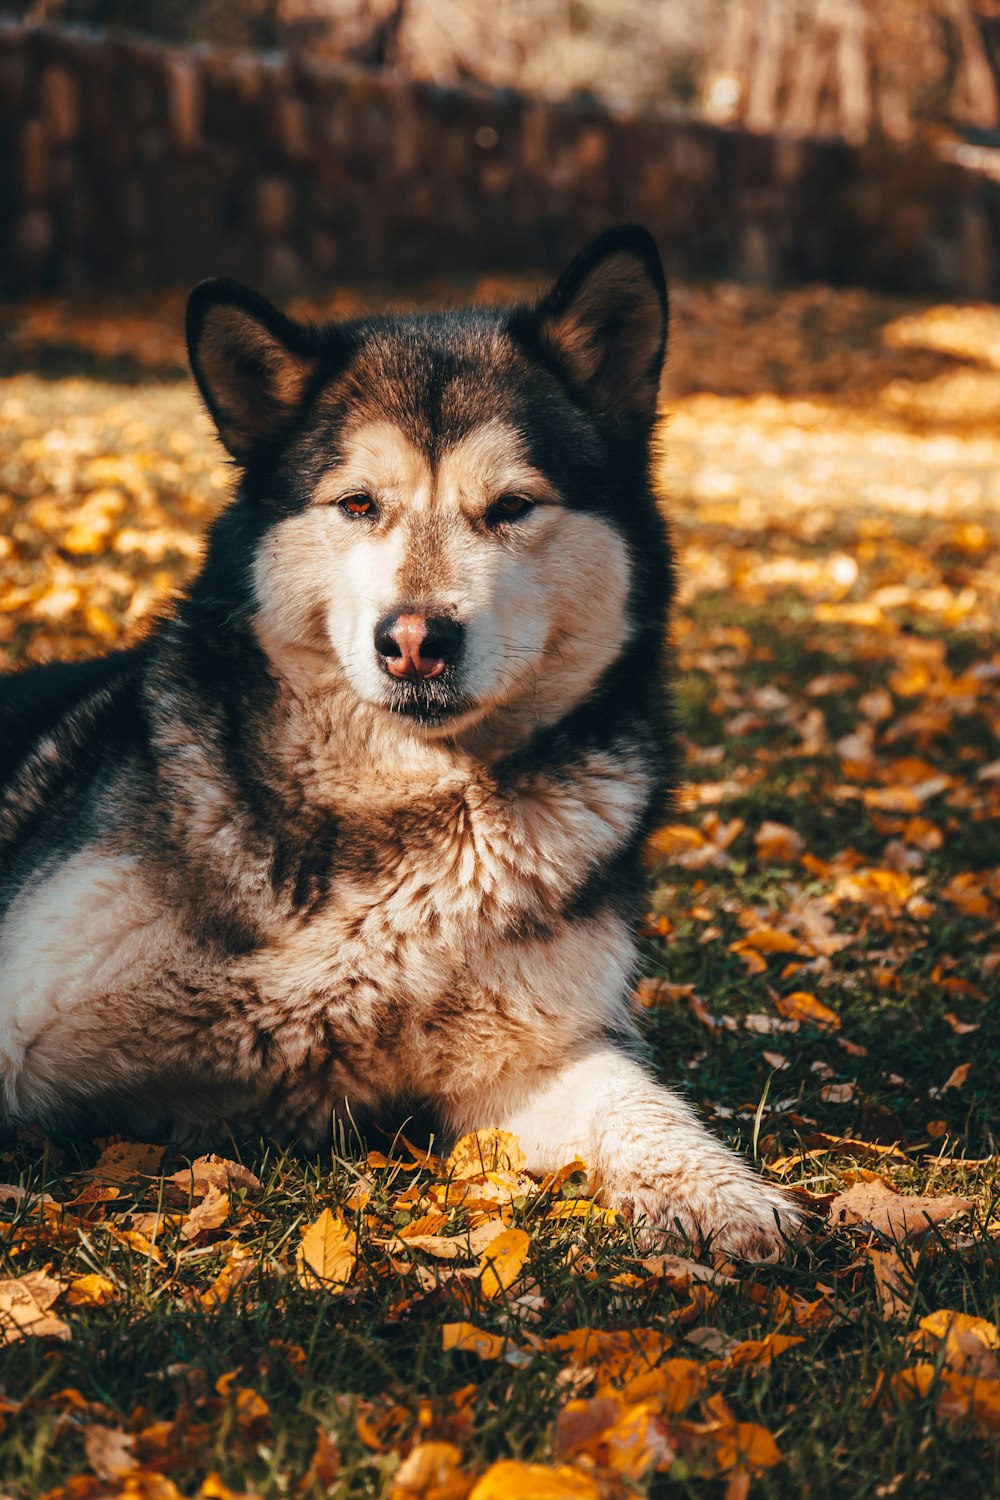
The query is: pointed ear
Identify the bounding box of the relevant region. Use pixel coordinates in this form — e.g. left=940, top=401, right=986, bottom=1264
left=186, top=279, right=321, bottom=461
left=516, top=225, right=668, bottom=431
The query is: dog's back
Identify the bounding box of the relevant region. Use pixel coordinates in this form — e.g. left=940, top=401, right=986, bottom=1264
left=0, top=649, right=143, bottom=795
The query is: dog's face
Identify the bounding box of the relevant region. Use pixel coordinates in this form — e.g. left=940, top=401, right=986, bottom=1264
left=187, top=227, right=669, bottom=740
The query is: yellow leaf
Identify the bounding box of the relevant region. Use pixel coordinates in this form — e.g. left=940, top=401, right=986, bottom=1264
left=103, top=1225, right=166, bottom=1265
left=893, top=1362, right=1000, bottom=1435
left=399, top=1210, right=450, bottom=1239
left=920, top=1310, right=999, bottom=1350
left=733, top=928, right=803, bottom=956
left=441, top=1322, right=505, bottom=1360
left=65, top=1274, right=117, bottom=1307
left=724, top=1334, right=803, bottom=1367
left=447, top=1130, right=526, bottom=1179
left=773, top=991, right=841, bottom=1029
left=86, top=1141, right=164, bottom=1185
left=391, top=1441, right=473, bottom=1500
left=478, top=1227, right=530, bottom=1300
left=645, top=824, right=706, bottom=857
left=554, top=1394, right=671, bottom=1479
left=295, top=1210, right=357, bottom=1290
left=711, top=1421, right=783, bottom=1474
left=389, top=1234, right=462, bottom=1259
left=469, top=1461, right=601, bottom=1499
left=545, top=1201, right=617, bottom=1224
left=915, top=1310, right=1000, bottom=1374
left=199, top=1247, right=256, bottom=1309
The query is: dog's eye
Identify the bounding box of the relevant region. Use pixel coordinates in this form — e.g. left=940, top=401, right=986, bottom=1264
left=339, top=495, right=376, bottom=518
left=486, top=494, right=534, bottom=528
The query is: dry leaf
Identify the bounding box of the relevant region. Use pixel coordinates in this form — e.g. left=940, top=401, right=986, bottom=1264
left=829, top=1175, right=973, bottom=1241
left=0, top=1270, right=70, bottom=1342
left=165, top=1155, right=262, bottom=1198
left=298, top=1425, right=341, bottom=1494
left=65, top=1274, right=117, bottom=1307
left=390, top=1441, right=473, bottom=1500
left=199, top=1247, right=257, bottom=1309
left=447, top=1130, right=526, bottom=1179
left=553, top=1393, right=672, bottom=1478
left=295, top=1210, right=357, bottom=1290
left=892, top=1363, right=1000, bottom=1435
left=85, top=1141, right=164, bottom=1184
left=84, top=1424, right=136, bottom=1481
left=468, top=1460, right=602, bottom=1498
left=941, top=1062, right=971, bottom=1092
left=754, top=821, right=805, bottom=862
left=479, top=1227, right=530, bottom=1301
left=774, top=991, right=840, bottom=1029
left=180, top=1186, right=230, bottom=1242
left=868, top=1248, right=916, bottom=1320
left=441, top=1322, right=505, bottom=1361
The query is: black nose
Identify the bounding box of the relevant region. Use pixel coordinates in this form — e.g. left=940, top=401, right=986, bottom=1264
left=374, top=612, right=464, bottom=681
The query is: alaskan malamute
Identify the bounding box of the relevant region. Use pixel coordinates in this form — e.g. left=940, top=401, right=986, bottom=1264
left=0, top=227, right=797, bottom=1255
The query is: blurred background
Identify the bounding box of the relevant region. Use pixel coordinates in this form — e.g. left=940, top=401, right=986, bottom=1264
left=2, top=0, right=1000, bottom=294
left=7, top=0, right=1000, bottom=134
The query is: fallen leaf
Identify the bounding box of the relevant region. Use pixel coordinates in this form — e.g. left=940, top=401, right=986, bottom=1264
left=479, top=1227, right=531, bottom=1300
left=180, top=1185, right=230, bottom=1241
left=84, top=1424, right=136, bottom=1481
left=165, top=1155, right=262, bottom=1198
left=829, top=1175, right=973, bottom=1241
left=868, top=1247, right=916, bottom=1320
left=441, top=1322, right=505, bottom=1361
left=0, top=1270, right=70, bottom=1342
left=553, top=1393, right=672, bottom=1478
left=447, top=1130, right=526, bottom=1179
left=390, top=1441, right=473, bottom=1499
left=297, top=1425, right=341, bottom=1494
left=85, top=1141, right=164, bottom=1185
left=65, top=1274, right=117, bottom=1307
left=199, top=1247, right=256, bottom=1309
left=295, top=1210, right=357, bottom=1290
left=754, top=821, right=805, bottom=862
left=774, top=991, right=841, bottom=1029
left=892, top=1362, right=1000, bottom=1435
left=941, top=1062, right=971, bottom=1092
left=468, top=1461, right=601, bottom=1498
left=724, top=1334, right=803, bottom=1367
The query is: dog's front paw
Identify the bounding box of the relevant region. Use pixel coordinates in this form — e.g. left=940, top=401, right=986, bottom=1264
left=608, top=1167, right=802, bottom=1259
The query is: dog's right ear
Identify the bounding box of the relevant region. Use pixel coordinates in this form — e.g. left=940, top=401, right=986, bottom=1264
left=186, top=280, right=322, bottom=462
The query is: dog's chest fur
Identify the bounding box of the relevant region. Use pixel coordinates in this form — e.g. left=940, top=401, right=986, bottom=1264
left=2, top=720, right=645, bottom=1140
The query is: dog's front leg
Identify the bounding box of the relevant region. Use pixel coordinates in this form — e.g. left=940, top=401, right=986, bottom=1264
left=450, top=1046, right=798, bottom=1258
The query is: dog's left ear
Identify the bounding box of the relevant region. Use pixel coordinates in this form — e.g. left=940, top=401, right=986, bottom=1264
left=186, top=279, right=322, bottom=462
left=516, top=225, right=668, bottom=431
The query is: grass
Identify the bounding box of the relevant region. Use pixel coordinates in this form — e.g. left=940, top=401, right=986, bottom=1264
left=1, top=277, right=999, bottom=1497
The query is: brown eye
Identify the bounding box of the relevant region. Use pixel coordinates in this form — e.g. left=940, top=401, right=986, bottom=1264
left=339, top=495, right=376, bottom=518
left=487, top=494, right=534, bottom=527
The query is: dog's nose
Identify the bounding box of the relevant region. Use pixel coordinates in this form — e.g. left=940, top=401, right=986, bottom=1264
left=374, top=613, right=463, bottom=681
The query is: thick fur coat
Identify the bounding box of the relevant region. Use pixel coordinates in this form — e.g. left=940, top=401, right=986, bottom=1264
left=0, top=227, right=797, bottom=1255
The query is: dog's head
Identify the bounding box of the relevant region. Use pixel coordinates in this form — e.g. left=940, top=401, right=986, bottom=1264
left=186, top=226, right=670, bottom=742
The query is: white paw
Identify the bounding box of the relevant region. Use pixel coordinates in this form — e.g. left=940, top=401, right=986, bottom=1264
left=607, top=1166, right=803, bottom=1259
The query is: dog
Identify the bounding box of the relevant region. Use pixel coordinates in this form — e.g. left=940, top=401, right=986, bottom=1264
left=0, top=226, right=797, bottom=1256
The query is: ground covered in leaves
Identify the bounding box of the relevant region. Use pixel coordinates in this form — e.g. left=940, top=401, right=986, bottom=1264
left=1, top=278, right=998, bottom=1499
